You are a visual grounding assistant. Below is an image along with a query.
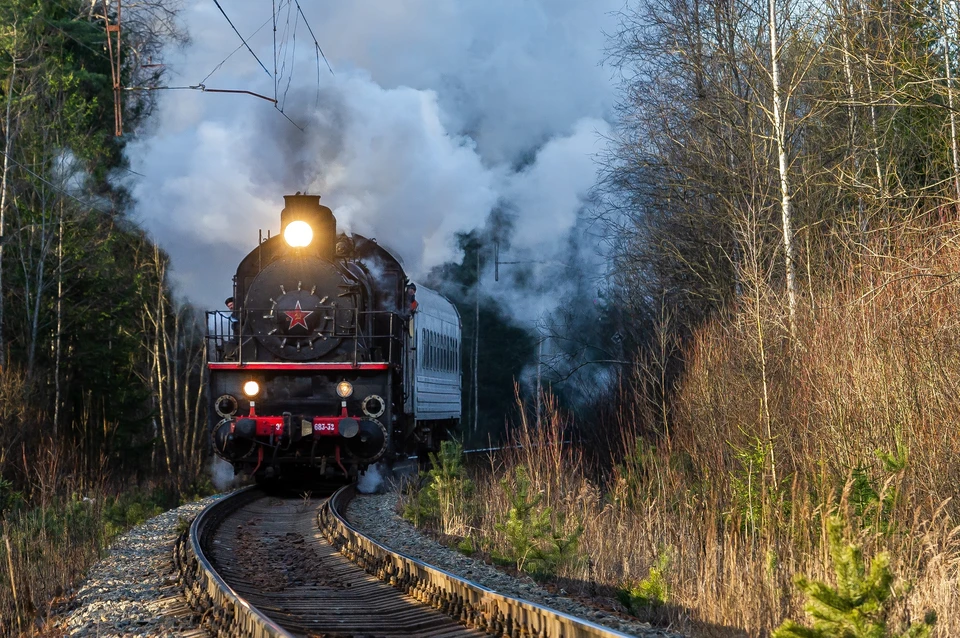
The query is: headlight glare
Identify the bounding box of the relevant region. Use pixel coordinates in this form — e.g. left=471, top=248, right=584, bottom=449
left=242, top=380, right=260, bottom=397
left=283, top=220, right=313, bottom=247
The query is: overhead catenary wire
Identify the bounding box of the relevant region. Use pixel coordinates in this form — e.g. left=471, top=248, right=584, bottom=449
left=123, top=85, right=303, bottom=131
left=272, top=0, right=278, bottom=101
left=109, top=2, right=328, bottom=133
left=199, top=13, right=275, bottom=87
left=212, top=0, right=273, bottom=79
left=277, top=0, right=299, bottom=111
left=274, top=106, right=305, bottom=131
left=205, top=0, right=304, bottom=130
left=295, top=0, right=334, bottom=76
left=124, top=84, right=278, bottom=104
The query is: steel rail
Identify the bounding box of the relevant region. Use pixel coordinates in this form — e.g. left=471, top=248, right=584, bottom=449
left=320, top=485, right=635, bottom=638
left=175, top=487, right=295, bottom=638
left=177, top=484, right=635, bottom=637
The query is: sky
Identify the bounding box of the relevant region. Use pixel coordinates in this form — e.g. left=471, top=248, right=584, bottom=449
left=126, top=0, right=622, bottom=326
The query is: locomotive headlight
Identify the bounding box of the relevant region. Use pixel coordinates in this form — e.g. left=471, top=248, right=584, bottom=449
left=283, top=220, right=313, bottom=248
left=242, top=380, right=261, bottom=397
left=336, top=381, right=353, bottom=398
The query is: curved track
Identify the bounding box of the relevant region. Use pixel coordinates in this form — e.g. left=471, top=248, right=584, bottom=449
left=176, top=486, right=633, bottom=638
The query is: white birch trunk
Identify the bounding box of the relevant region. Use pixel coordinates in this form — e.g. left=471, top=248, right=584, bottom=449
left=940, top=0, right=960, bottom=206
left=0, top=57, right=16, bottom=371
left=768, top=0, right=798, bottom=328
left=838, top=0, right=866, bottom=231
left=54, top=201, right=64, bottom=436
left=859, top=0, right=886, bottom=200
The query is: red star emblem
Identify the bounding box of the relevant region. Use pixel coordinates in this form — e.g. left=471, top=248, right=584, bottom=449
left=284, top=301, right=313, bottom=330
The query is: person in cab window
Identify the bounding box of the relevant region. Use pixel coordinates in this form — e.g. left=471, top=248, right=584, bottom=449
left=405, top=282, right=418, bottom=315
left=225, top=296, right=240, bottom=339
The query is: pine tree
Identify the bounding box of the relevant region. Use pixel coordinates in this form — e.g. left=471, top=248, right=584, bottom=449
left=774, top=516, right=936, bottom=638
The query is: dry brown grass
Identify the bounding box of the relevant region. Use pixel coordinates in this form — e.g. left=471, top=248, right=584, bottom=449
left=0, top=428, right=200, bottom=636
left=450, top=223, right=960, bottom=636
left=0, top=440, right=108, bottom=636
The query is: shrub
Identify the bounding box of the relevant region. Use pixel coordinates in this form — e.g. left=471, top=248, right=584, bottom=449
left=617, top=549, right=671, bottom=615
left=773, top=516, right=936, bottom=638
left=728, top=435, right=780, bottom=535
left=494, top=465, right=583, bottom=578
left=401, top=440, right=473, bottom=534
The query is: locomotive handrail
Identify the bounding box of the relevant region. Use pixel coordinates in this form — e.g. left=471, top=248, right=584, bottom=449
left=205, top=308, right=407, bottom=364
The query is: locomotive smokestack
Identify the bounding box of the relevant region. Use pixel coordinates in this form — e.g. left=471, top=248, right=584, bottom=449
left=281, top=194, right=336, bottom=260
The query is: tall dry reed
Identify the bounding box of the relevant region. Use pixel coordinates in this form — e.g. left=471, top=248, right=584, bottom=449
left=452, top=223, right=960, bottom=636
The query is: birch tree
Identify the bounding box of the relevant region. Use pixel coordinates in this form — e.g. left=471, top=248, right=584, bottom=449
left=0, top=52, right=14, bottom=373
left=767, top=0, right=798, bottom=329
left=938, top=0, right=960, bottom=207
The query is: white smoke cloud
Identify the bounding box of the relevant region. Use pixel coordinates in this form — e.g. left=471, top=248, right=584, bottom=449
left=356, top=462, right=386, bottom=495
left=209, top=456, right=240, bottom=492
left=126, top=0, right=621, bottom=328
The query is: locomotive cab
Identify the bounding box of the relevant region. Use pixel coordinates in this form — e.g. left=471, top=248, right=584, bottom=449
left=205, top=195, right=460, bottom=484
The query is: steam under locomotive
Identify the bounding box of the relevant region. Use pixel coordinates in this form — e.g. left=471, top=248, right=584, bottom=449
left=206, top=194, right=461, bottom=483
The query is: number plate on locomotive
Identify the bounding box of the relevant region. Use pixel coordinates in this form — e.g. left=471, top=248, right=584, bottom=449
left=313, top=421, right=337, bottom=435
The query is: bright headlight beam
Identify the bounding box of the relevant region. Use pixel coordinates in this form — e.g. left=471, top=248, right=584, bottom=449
left=242, top=380, right=260, bottom=397
left=283, top=220, right=314, bottom=248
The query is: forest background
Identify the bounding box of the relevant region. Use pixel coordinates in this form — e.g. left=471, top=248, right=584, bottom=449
left=0, top=0, right=959, bottom=635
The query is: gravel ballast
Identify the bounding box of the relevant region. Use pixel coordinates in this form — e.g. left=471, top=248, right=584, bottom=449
left=58, top=496, right=220, bottom=638
left=345, top=490, right=687, bottom=638
left=58, top=488, right=685, bottom=637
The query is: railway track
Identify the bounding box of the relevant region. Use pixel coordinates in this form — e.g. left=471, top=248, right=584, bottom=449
left=175, top=485, right=635, bottom=637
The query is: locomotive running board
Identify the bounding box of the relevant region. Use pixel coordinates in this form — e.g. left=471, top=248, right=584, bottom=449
left=208, top=362, right=391, bottom=371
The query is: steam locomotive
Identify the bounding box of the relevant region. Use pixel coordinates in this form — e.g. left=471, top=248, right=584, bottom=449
left=206, top=194, right=461, bottom=483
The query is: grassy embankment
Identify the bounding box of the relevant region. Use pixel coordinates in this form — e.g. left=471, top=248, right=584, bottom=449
left=403, top=225, right=960, bottom=637
left=0, top=432, right=213, bottom=636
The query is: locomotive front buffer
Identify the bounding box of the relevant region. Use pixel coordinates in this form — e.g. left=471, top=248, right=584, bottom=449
left=208, top=362, right=395, bottom=481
